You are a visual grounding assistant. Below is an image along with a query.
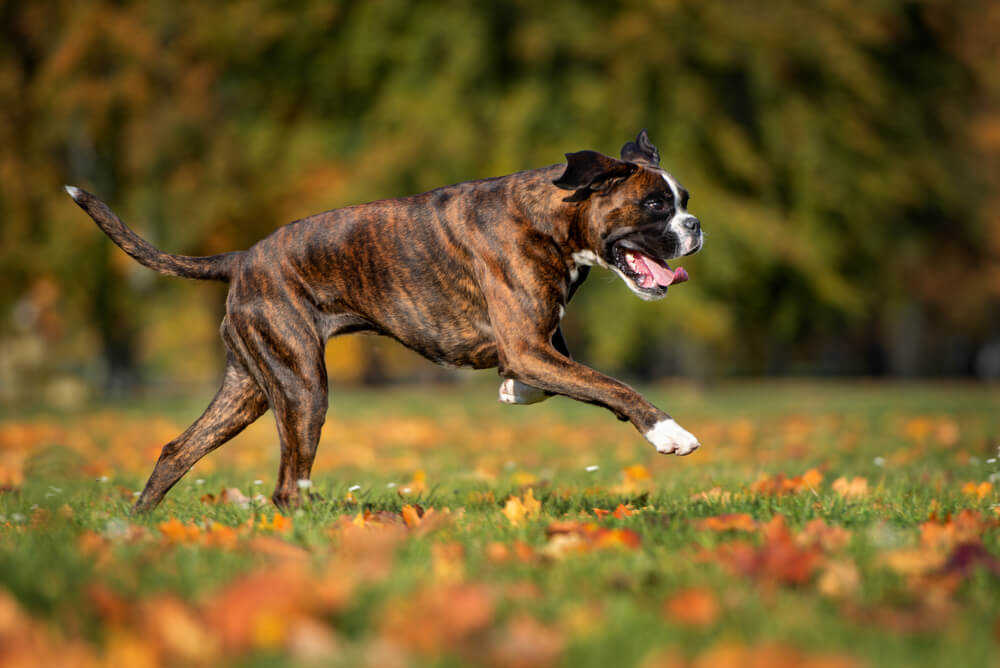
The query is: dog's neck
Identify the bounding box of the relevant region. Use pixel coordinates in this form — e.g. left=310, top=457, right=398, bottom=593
left=508, top=165, right=599, bottom=255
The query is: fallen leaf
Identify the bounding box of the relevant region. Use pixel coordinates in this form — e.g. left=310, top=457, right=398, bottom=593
left=379, top=584, right=493, bottom=653
left=663, top=588, right=720, bottom=627
left=612, top=504, right=634, bottom=519
left=140, top=595, right=219, bottom=663
left=542, top=521, right=641, bottom=558
left=401, top=504, right=422, bottom=528
left=708, top=515, right=823, bottom=586
left=691, top=487, right=733, bottom=503
left=484, top=616, right=565, bottom=668
left=258, top=513, right=293, bottom=533
left=751, top=468, right=823, bottom=496
left=158, top=517, right=201, bottom=543
left=485, top=541, right=510, bottom=563
left=623, top=464, right=651, bottom=481
left=940, top=542, right=1000, bottom=576
left=432, top=541, right=465, bottom=583
left=817, top=560, right=860, bottom=598
left=692, top=642, right=861, bottom=668
left=502, top=488, right=541, bottom=526
left=286, top=616, right=341, bottom=663
left=882, top=548, right=946, bottom=576
left=245, top=536, right=310, bottom=561
left=832, top=476, right=869, bottom=499
left=798, top=518, right=852, bottom=552
left=961, top=481, right=993, bottom=500
left=695, top=513, right=757, bottom=532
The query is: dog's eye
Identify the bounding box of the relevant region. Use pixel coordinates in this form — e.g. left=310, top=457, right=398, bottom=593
left=643, top=197, right=668, bottom=210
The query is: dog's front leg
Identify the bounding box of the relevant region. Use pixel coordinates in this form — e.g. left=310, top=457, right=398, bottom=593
left=483, top=279, right=698, bottom=454
left=498, top=326, right=571, bottom=405
left=499, top=340, right=699, bottom=455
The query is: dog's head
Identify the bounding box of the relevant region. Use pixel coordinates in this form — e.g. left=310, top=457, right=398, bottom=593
left=554, top=130, right=703, bottom=301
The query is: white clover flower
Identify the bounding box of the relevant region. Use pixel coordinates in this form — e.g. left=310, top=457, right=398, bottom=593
left=585, top=465, right=600, bottom=472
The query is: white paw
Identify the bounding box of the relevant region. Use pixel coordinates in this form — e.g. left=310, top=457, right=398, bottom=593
left=645, top=418, right=700, bottom=456
left=498, top=379, right=549, bottom=405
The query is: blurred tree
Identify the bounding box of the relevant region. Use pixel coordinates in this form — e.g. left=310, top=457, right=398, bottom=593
left=0, top=0, right=997, bottom=399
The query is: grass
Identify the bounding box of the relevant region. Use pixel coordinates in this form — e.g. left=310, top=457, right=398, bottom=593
left=1, top=379, right=998, bottom=667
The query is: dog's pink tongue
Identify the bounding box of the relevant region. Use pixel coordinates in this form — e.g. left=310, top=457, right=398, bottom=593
left=639, top=254, right=688, bottom=287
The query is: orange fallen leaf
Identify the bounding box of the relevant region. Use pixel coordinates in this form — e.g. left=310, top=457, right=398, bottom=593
left=961, top=481, right=993, bottom=500
left=707, top=515, right=823, bottom=586
left=543, top=521, right=641, bottom=557
left=485, top=615, right=565, bottom=667
left=695, top=513, right=757, bottom=532
left=258, top=513, right=293, bottom=533
left=158, top=517, right=201, bottom=543
left=624, top=464, right=651, bottom=480
left=401, top=504, right=422, bottom=528
left=379, top=584, right=493, bottom=653
left=752, top=468, right=823, bottom=496
left=594, top=527, right=642, bottom=550
left=663, top=588, right=720, bottom=627
left=691, top=486, right=733, bottom=503
left=798, top=518, right=852, bottom=552
left=612, top=504, right=634, bottom=519
left=140, top=595, right=220, bottom=663
left=485, top=541, right=510, bottom=563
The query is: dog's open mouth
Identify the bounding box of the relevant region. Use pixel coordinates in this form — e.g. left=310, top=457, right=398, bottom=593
left=612, top=245, right=688, bottom=295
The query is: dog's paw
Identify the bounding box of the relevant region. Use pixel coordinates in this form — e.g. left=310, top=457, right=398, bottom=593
left=498, top=378, right=549, bottom=405
left=645, top=418, right=700, bottom=456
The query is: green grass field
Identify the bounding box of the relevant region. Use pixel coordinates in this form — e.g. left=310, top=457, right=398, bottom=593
left=1, top=380, right=998, bottom=667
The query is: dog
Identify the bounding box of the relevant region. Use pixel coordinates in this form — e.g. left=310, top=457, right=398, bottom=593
left=65, top=130, right=703, bottom=512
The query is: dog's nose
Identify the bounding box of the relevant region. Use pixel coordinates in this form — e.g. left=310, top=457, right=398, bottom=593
left=682, top=216, right=700, bottom=233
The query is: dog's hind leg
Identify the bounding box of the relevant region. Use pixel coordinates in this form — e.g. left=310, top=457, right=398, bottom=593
left=132, top=356, right=268, bottom=513
left=225, top=306, right=329, bottom=510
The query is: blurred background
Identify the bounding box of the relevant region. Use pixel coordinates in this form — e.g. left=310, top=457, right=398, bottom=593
left=2, top=0, right=999, bottom=406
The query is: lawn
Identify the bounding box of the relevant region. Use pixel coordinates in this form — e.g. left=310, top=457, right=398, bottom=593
left=1, top=380, right=998, bottom=667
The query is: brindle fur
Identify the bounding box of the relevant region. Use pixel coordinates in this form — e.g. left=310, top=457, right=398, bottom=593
left=67, top=131, right=699, bottom=512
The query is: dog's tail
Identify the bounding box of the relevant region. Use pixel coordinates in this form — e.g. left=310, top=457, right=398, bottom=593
left=65, top=186, right=239, bottom=282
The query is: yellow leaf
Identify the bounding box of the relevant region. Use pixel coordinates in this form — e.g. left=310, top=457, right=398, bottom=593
left=502, top=489, right=541, bottom=526
left=511, top=471, right=538, bottom=486
left=623, top=464, right=651, bottom=481
left=258, top=513, right=293, bottom=532
left=961, top=481, right=992, bottom=500
left=832, top=476, right=869, bottom=499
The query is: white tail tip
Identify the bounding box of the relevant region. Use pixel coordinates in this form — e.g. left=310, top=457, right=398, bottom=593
left=64, top=185, right=82, bottom=200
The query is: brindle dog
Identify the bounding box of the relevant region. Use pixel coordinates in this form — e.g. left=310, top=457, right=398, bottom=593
left=66, top=130, right=704, bottom=512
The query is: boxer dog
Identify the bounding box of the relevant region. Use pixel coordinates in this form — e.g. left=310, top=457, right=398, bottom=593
left=65, top=130, right=703, bottom=512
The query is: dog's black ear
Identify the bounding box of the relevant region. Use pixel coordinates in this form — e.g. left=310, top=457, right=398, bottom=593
left=553, top=150, right=638, bottom=199
left=620, top=129, right=660, bottom=167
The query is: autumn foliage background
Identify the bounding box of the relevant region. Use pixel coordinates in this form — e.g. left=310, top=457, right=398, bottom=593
left=2, top=1, right=1000, bottom=402
left=2, top=3, right=1000, bottom=668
